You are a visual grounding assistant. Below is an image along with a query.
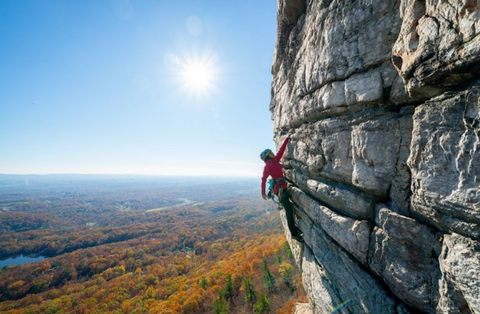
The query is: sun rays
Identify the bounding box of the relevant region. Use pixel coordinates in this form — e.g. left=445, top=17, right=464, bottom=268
left=181, top=58, right=215, bottom=94
left=164, top=47, right=222, bottom=101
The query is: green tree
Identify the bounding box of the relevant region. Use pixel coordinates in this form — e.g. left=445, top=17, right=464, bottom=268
left=27, top=279, right=51, bottom=294
left=283, top=241, right=293, bottom=259
left=278, top=262, right=294, bottom=291
left=224, top=274, right=233, bottom=301
left=199, top=277, right=208, bottom=289
left=254, top=293, right=270, bottom=314
left=262, top=259, right=276, bottom=293
left=213, top=296, right=228, bottom=314
left=243, top=277, right=256, bottom=305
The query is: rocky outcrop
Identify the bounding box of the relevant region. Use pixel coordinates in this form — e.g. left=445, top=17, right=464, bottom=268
left=295, top=303, right=313, bottom=314
left=392, top=0, right=480, bottom=100
left=271, top=1, right=480, bottom=313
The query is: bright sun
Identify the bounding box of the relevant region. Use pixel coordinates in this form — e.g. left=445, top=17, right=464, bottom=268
left=171, top=49, right=220, bottom=98
left=164, top=49, right=221, bottom=99
left=183, top=62, right=213, bottom=91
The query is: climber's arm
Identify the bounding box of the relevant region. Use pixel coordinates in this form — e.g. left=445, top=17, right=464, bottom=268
left=261, top=166, right=269, bottom=198
left=275, top=137, right=290, bottom=161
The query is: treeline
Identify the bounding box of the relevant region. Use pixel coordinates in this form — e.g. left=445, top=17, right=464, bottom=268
left=0, top=208, right=204, bottom=259
left=0, top=181, right=266, bottom=236
left=0, top=212, right=59, bottom=234
left=0, top=202, right=276, bottom=260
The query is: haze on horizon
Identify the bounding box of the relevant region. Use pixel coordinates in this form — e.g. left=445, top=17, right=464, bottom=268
left=0, top=0, right=277, bottom=178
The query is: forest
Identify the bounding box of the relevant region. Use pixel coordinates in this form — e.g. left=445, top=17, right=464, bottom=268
left=0, top=175, right=306, bottom=313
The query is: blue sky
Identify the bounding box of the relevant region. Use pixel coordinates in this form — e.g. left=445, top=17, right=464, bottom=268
left=0, top=0, right=278, bottom=177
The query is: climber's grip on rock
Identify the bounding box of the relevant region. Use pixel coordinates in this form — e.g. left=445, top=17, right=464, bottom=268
left=260, top=134, right=303, bottom=242
left=279, top=128, right=295, bottom=137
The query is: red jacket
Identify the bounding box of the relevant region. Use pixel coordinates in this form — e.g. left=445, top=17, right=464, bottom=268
left=261, top=137, right=289, bottom=195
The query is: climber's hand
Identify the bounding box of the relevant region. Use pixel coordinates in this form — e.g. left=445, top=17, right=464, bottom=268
left=288, top=128, right=295, bottom=138
left=262, top=194, right=268, bottom=200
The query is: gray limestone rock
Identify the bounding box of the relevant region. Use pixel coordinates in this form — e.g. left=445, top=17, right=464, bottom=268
left=295, top=207, right=399, bottom=314
left=284, top=111, right=403, bottom=198
left=438, top=233, right=480, bottom=314
left=392, top=0, right=480, bottom=99
left=351, top=114, right=401, bottom=197
left=369, top=206, right=442, bottom=313
left=271, top=0, right=403, bottom=131
left=285, top=118, right=353, bottom=185
left=299, top=247, right=346, bottom=314
left=290, top=187, right=372, bottom=264
left=270, top=0, right=480, bottom=313
left=286, top=169, right=375, bottom=220
left=389, top=108, right=414, bottom=215
left=408, top=87, right=480, bottom=239
left=279, top=209, right=304, bottom=269
left=294, top=303, right=313, bottom=314
left=280, top=0, right=306, bottom=24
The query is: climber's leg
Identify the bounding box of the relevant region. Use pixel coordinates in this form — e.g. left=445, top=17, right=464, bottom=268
left=279, top=189, right=303, bottom=242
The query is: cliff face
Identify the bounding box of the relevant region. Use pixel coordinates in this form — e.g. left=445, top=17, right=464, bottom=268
left=270, top=1, right=480, bottom=313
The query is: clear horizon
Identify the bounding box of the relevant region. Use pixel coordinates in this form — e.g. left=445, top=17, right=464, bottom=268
left=0, top=0, right=277, bottom=178
left=0, top=172, right=259, bottom=178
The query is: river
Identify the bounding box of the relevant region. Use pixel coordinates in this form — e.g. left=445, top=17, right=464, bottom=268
left=0, top=255, right=46, bottom=268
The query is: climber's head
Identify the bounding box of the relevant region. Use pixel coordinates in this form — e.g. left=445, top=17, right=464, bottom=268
left=260, top=149, right=275, bottom=162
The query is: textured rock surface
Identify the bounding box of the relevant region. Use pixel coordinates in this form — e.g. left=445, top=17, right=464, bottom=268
left=369, top=206, right=442, bottom=313
left=281, top=207, right=398, bottom=314
left=392, top=0, right=480, bottom=99
left=409, top=88, right=480, bottom=240
left=294, top=303, right=313, bottom=314
left=438, top=233, right=480, bottom=314
left=290, top=187, right=372, bottom=264
left=271, top=0, right=480, bottom=313
left=285, top=169, right=375, bottom=220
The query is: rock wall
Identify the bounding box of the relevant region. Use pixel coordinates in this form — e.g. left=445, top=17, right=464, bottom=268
left=270, top=1, right=480, bottom=313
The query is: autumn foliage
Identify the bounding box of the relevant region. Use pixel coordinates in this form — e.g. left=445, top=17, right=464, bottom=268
left=0, top=177, right=306, bottom=313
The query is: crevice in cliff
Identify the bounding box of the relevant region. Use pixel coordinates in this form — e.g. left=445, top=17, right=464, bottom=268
left=296, top=61, right=389, bottom=100
left=280, top=0, right=307, bottom=25
left=276, top=101, right=412, bottom=137
left=286, top=165, right=377, bottom=219
left=385, top=109, right=414, bottom=215
left=276, top=105, right=351, bottom=132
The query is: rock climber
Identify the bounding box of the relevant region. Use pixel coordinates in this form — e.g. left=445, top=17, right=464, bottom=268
left=260, top=134, right=303, bottom=242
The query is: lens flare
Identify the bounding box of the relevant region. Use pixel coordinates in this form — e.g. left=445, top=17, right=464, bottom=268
left=163, top=53, right=180, bottom=69
left=328, top=299, right=352, bottom=314
left=186, top=15, right=203, bottom=36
